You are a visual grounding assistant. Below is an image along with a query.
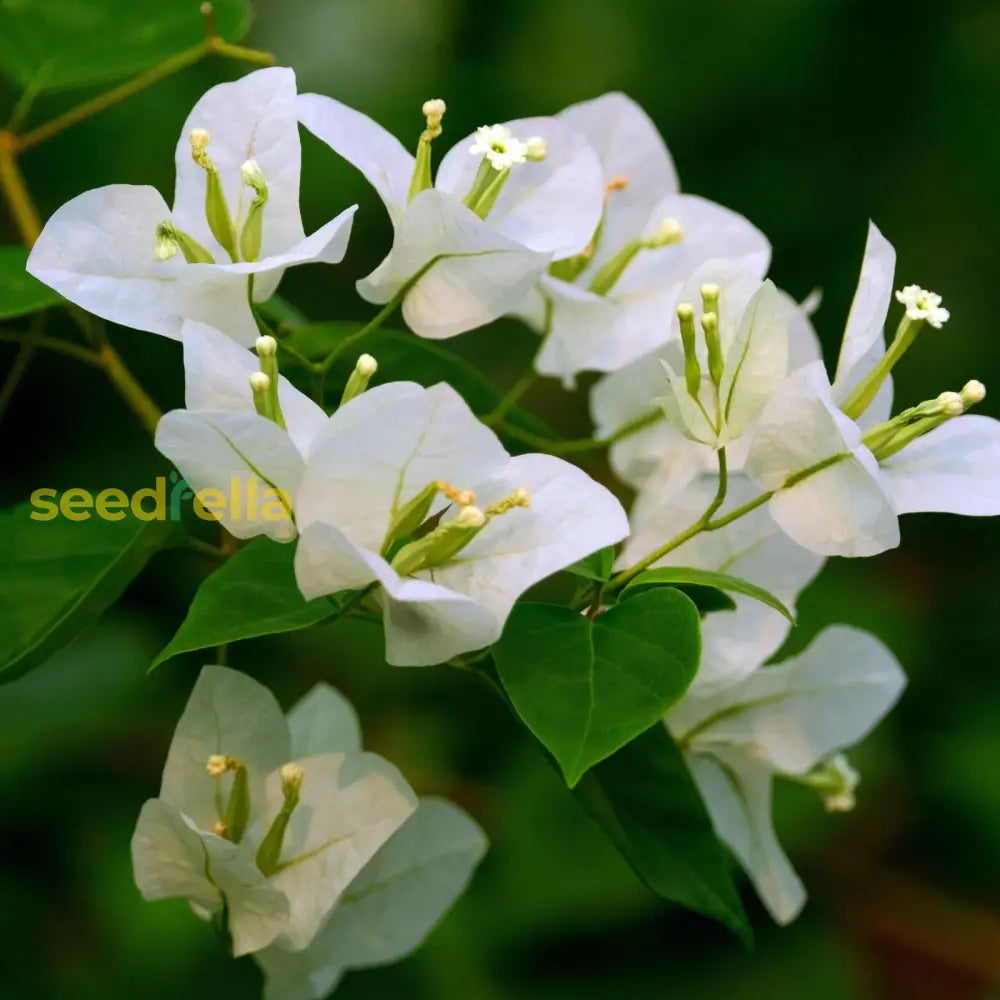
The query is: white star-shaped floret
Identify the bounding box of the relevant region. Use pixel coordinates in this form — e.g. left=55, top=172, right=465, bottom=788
left=469, top=124, right=528, bottom=169
left=895, top=284, right=950, bottom=328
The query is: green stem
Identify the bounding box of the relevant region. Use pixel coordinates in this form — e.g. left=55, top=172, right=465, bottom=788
left=608, top=449, right=729, bottom=592
left=0, top=328, right=101, bottom=366
left=495, top=409, right=662, bottom=455
left=314, top=293, right=403, bottom=377
left=484, top=371, right=538, bottom=426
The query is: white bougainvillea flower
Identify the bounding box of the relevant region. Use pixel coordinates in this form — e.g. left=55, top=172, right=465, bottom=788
left=293, top=381, right=629, bottom=665
left=28, top=68, right=355, bottom=345
left=668, top=626, right=906, bottom=924
left=131, top=667, right=418, bottom=956
left=656, top=260, right=801, bottom=450
left=255, top=797, right=486, bottom=1000
left=589, top=280, right=822, bottom=490
left=296, top=94, right=603, bottom=339
left=155, top=321, right=327, bottom=541
left=746, top=222, right=1000, bottom=557
left=506, top=93, right=770, bottom=384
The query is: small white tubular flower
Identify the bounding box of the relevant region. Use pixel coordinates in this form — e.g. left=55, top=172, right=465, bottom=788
left=254, top=798, right=487, bottom=1000
left=293, top=382, right=628, bottom=666
left=154, top=320, right=327, bottom=541
left=297, top=95, right=604, bottom=339
left=132, top=666, right=423, bottom=958
left=668, top=626, right=905, bottom=924
left=469, top=124, right=528, bottom=169
left=27, top=68, right=356, bottom=346
left=896, top=284, right=950, bottom=328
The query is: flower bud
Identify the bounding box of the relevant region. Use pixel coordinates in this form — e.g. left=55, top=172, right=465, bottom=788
left=240, top=160, right=269, bottom=262
left=936, top=391, right=964, bottom=417
left=280, top=762, right=304, bottom=799
left=962, top=379, right=986, bottom=406
left=255, top=335, right=277, bottom=357
left=339, top=352, right=379, bottom=407
left=456, top=504, right=486, bottom=528
left=525, top=136, right=548, bottom=161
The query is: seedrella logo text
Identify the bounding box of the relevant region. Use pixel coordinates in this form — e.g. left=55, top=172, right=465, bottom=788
left=29, top=474, right=290, bottom=522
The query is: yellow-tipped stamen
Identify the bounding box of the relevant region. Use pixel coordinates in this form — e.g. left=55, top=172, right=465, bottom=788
left=206, top=755, right=250, bottom=844
left=189, top=128, right=239, bottom=262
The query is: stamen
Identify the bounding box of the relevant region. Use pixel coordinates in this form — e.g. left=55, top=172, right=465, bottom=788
left=189, top=127, right=239, bottom=262
left=436, top=480, right=476, bottom=506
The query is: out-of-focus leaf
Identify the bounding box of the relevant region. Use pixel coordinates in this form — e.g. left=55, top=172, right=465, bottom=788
left=0, top=0, right=252, bottom=93
left=0, top=246, right=62, bottom=319
left=492, top=589, right=701, bottom=787
left=622, top=566, right=793, bottom=622
left=0, top=503, right=171, bottom=682
left=285, top=322, right=553, bottom=436
left=152, top=537, right=344, bottom=669
left=575, top=724, right=751, bottom=942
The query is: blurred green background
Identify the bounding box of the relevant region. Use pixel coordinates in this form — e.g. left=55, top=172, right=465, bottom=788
left=3, top=0, right=1000, bottom=998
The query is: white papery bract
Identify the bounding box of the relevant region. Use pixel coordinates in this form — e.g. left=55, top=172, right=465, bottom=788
left=746, top=222, right=1000, bottom=557
left=131, top=667, right=421, bottom=957
left=296, top=95, right=603, bottom=339
left=293, top=381, right=629, bottom=666
left=27, top=68, right=356, bottom=345
left=154, top=321, right=327, bottom=541
left=668, top=626, right=906, bottom=924
left=511, top=93, right=770, bottom=384
left=255, top=798, right=487, bottom=1000
left=657, top=261, right=798, bottom=450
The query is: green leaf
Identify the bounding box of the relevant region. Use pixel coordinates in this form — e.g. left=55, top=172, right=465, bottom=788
left=492, top=589, right=701, bottom=787
left=151, top=537, right=343, bottom=669
left=284, top=322, right=552, bottom=437
left=0, top=246, right=62, bottom=319
left=622, top=567, right=793, bottom=622
left=565, top=545, right=615, bottom=583
left=0, top=0, right=252, bottom=93
left=575, top=724, right=751, bottom=941
left=0, top=503, right=171, bottom=683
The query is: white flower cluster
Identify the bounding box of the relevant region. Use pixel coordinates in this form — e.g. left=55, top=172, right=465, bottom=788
left=133, top=666, right=485, bottom=1000
left=25, top=66, right=1000, bottom=959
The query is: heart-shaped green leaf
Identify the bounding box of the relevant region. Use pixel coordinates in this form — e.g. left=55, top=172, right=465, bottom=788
left=493, top=588, right=701, bottom=787
left=621, top=566, right=793, bottom=622
left=152, top=537, right=345, bottom=669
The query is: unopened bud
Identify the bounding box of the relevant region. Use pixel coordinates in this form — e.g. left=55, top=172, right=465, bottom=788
left=206, top=754, right=230, bottom=776
left=525, top=136, right=548, bottom=161
left=456, top=505, right=486, bottom=528
left=280, top=762, right=304, bottom=799
left=154, top=227, right=179, bottom=261
left=410, top=99, right=447, bottom=201
left=702, top=311, right=724, bottom=386
left=255, top=335, right=277, bottom=357
left=677, top=302, right=702, bottom=398
left=189, top=128, right=211, bottom=154
left=339, top=352, right=379, bottom=407
left=154, top=220, right=213, bottom=265
left=962, top=379, right=986, bottom=406
left=422, top=98, right=447, bottom=131
left=936, top=391, right=964, bottom=417
left=241, top=158, right=266, bottom=191
left=650, top=217, right=683, bottom=246
left=212, top=821, right=228, bottom=837
left=249, top=371, right=271, bottom=393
